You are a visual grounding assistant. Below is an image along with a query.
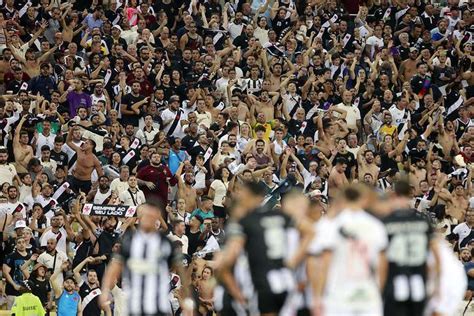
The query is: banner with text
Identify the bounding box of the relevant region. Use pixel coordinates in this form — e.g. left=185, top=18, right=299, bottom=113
left=82, top=204, right=137, bottom=217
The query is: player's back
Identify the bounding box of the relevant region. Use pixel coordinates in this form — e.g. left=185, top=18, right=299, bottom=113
left=382, top=208, right=433, bottom=316
left=239, top=207, right=294, bottom=290
left=322, top=208, right=387, bottom=314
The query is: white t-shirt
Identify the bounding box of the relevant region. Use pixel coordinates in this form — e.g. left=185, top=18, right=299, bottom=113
left=0, top=163, right=17, bottom=185
left=452, top=222, right=472, bottom=245
left=119, top=188, right=146, bottom=206
left=335, top=103, right=361, bottom=130
left=311, top=209, right=387, bottom=313
left=161, top=109, right=185, bottom=138
left=40, top=227, right=68, bottom=254
left=227, top=22, right=244, bottom=40
left=35, top=132, right=56, bottom=158
left=110, top=178, right=129, bottom=195
left=210, top=179, right=229, bottom=207
left=37, top=250, right=68, bottom=284
left=366, top=35, right=384, bottom=57
left=167, top=233, right=189, bottom=254
left=389, top=105, right=411, bottom=128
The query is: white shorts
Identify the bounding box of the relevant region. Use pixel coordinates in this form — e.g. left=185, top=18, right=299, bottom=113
left=425, top=286, right=466, bottom=315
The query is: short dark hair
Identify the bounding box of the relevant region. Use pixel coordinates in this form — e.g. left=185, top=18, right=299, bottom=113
left=393, top=180, right=411, bottom=197
left=242, top=180, right=267, bottom=197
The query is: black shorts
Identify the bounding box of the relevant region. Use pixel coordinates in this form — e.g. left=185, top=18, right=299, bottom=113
left=384, top=299, right=426, bottom=316
left=218, top=291, right=240, bottom=316
left=69, top=176, right=92, bottom=194
left=257, top=291, right=288, bottom=314
left=213, top=205, right=227, bottom=219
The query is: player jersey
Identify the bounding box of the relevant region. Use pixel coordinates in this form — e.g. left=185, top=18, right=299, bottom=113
left=309, top=209, right=387, bottom=313
left=227, top=207, right=296, bottom=294
left=382, top=208, right=433, bottom=303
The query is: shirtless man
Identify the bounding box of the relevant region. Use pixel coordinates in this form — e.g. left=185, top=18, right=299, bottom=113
left=315, top=117, right=339, bottom=157
left=438, top=118, right=457, bottom=159
left=261, top=51, right=296, bottom=92
left=248, top=90, right=279, bottom=121
left=357, top=144, right=380, bottom=184
left=13, top=116, right=34, bottom=173
left=226, top=96, right=250, bottom=123
left=176, top=162, right=198, bottom=213
left=66, top=126, right=104, bottom=194
left=409, top=158, right=428, bottom=195
left=13, top=45, right=58, bottom=78
left=447, top=184, right=469, bottom=222
left=328, top=157, right=348, bottom=199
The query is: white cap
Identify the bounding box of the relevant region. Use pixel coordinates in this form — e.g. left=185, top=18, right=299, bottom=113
left=15, top=220, right=27, bottom=230
left=454, top=154, right=466, bottom=167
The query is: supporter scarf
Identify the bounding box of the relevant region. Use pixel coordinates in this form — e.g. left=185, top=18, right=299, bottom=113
left=122, top=150, right=136, bottom=164
left=52, top=182, right=69, bottom=200
left=417, top=76, right=431, bottom=98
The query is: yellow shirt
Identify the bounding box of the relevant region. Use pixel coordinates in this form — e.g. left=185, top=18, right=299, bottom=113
left=379, top=124, right=397, bottom=138
left=252, top=121, right=274, bottom=141
left=11, top=293, right=45, bottom=316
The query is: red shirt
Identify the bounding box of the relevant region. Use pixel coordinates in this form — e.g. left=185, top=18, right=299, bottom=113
left=136, top=164, right=177, bottom=206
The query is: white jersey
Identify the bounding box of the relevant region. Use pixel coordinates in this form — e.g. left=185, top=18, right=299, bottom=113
left=311, top=209, right=387, bottom=314
left=425, top=239, right=467, bottom=316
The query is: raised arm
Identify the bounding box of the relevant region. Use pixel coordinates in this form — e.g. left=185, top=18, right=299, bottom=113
left=66, top=126, right=81, bottom=152
left=73, top=256, right=94, bottom=284
left=51, top=262, right=68, bottom=299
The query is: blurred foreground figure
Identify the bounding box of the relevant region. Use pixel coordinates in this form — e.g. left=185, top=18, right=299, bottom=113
left=218, top=182, right=312, bottom=316
left=382, top=180, right=440, bottom=316
left=99, top=202, right=192, bottom=316
left=311, top=185, right=388, bottom=316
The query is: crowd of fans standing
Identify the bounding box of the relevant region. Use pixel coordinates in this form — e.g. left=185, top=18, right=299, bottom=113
left=0, top=0, right=472, bottom=314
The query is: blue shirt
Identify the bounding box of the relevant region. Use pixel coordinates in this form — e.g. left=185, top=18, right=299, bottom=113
left=84, top=14, right=104, bottom=29
left=57, top=290, right=80, bottom=316
left=168, top=149, right=188, bottom=174
left=464, top=262, right=474, bottom=291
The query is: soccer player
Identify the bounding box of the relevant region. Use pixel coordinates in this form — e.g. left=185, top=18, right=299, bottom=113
left=311, top=185, right=388, bottom=316
left=382, top=180, right=441, bottom=316
left=219, top=181, right=297, bottom=316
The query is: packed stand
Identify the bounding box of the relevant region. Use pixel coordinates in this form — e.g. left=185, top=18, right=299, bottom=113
left=0, top=0, right=472, bottom=314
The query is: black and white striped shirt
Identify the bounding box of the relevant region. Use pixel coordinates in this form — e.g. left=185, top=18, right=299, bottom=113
left=116, top=230, right=180, bottom=315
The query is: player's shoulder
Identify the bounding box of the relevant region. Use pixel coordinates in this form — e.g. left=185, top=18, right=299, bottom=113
left=238, top=207, right=290, bottom=229
left=383, top=208, right=423, bottom=222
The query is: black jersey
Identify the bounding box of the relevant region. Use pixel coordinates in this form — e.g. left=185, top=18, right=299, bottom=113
left=382, top=208, right=433, bottom=303
left=228, top=207, right=294, bottom=294
left=79, top=282, right=101, bottom=316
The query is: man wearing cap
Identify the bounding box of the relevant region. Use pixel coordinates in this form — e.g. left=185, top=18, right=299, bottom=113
left=161, top=95, right=186, bottom=138
left=186, top=214, right=205, bottom=256
left=20, top=254, right=51, bottom=309
left=28, top=62, right=57, bottom=101
left=106, top=25, right=128, bottom=52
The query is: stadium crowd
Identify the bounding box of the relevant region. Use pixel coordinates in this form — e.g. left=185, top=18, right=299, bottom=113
left=0, top=0, right=472, bottom=314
